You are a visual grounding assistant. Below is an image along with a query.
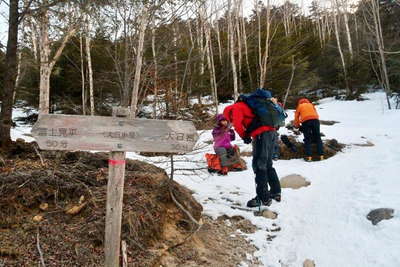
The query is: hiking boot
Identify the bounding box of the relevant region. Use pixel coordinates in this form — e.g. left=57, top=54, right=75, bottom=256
left=217, top=170, right=227, bottom=176
left=271, top=193, right=281, bottom=202
left=262, top=198, right=272, bottom=206
left=208, top=168, right=217, bottom=173
left=304, top=156, right=312, bottom=162
left=246, top=197, right=259, bottom=207
left=246, top=197, right=272, bottom=208
left=319, top=155, right=324, bottom=161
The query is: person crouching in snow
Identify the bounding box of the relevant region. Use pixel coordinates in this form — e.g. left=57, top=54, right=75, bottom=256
left=212, top=114, right=238, bottom=175
left=294, top=98, right=324, bottom=162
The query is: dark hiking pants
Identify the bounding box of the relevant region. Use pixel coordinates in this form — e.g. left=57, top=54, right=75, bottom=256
left=302, top=119, right=324, bottom=157
left=214, top=147, right=240, bottom=167
left=272, top=131, right=280, bottom=159
left=252, top=131, right=281, bottom=202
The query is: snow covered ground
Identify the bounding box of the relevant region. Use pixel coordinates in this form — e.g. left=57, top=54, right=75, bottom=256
left=14, top=92, right=399, bottom=266
left=145, top=92, right=400, bottom=267
left=11, top=108, right=35, bottom=142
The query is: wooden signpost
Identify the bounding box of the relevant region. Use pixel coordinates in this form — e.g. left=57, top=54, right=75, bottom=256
left=31, top=108, right=198, bottom=266
left=31, top=115, right=198, bottom=153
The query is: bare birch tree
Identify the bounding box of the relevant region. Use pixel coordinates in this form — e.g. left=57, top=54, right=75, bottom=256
left=340, top=0, right=354, bottom=59
left=151, top=21, right=158, bottom=118
left=204, top=10, right=218, bottom=113
left=235, top=0, right=243, bottom=90
left=79, top=32, right=86, bottom=115
left=197, top=5, right=206, bottom=76
left=332, top=0, right=350, bottom=95
left=363, top=0, right=392, bottom=108
left=241, top=4, right=253, bottom=89
left=84, top=13, right=95, bottom=115
left=34, top=1, right=78, bottom=115
left=228, top=0, right=238, bottom=100
left=259, top=0, right=273, bottom=89
left=130, top=5, right=149, bottom=116
left=214, top=16, right=223, bottom=65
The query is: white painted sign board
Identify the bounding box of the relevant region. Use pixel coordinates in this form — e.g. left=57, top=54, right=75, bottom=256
left=31, top=114, right=198, bottom=153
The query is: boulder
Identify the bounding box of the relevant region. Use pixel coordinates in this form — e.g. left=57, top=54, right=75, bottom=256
left=280, top=174, right=311, bottom=189
left=256, top=209, right=278, bottom=219
left=367, top=208, right=394, bottom=225
left=303, top=259, right=316, bottom=267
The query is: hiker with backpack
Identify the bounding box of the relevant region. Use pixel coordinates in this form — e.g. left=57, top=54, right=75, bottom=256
left=211, top=114, right=239, bottom=175
left=294, top=98, right=324, bottom=162
left=223, top=89, right=286, bottom=207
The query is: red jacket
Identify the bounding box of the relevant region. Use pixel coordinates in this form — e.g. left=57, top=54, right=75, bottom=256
left=223, top=102, right=275, bottom=138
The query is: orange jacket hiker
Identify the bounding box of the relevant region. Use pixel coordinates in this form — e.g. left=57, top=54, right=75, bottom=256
left=294, top=98, right=319, bottom=128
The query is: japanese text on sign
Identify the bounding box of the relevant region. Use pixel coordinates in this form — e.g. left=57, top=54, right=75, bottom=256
left=163, top=132, right=196, bottom=142
left=103, top=131, right=138, bottom=139
left=45, top=140, right=68, bottom=148
left=37, top=127, right=78, bottom=137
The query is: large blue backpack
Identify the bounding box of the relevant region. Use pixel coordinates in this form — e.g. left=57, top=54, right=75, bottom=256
left=238, top=89, right=287, bottom=132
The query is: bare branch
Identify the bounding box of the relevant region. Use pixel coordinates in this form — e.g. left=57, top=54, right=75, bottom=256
left=362, top=49, right=400, bottom=55
left=36, top=229, right=46, bottom=267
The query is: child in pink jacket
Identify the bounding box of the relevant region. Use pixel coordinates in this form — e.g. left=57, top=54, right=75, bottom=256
left=212, top=114, right=238, bottom=174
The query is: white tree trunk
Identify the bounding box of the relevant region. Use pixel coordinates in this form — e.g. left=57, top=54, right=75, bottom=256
left=235, top=0, right=243, bottom=91
left=283, top=56, right=296, bottom=107
left=130, top=6, right=149, bottom=116
left=370, top=0, right=391, bottom=108
left=27, top=17, right=39, bottom=63
left=259, top=0, right=271, bottom=89
left=340, top=0, right=353, bottom=59
left=241, top=10, right=253, bottom=88
left=151, top=25, right=158, bottom=119
left=197, top=7, right=206, bottom=75
left=214, top=19, right=223, bottom=64
left=37, top=8, right=76, bottom=116
left=85, top=15, right=95, bottom=115
left=79, top=33, right=86, bottom=115
left=38, top=11, right=50, bottom=115
left=228, top=0, right=238, bottom=100
left=205, top=18, right=218, bottom=114
left=256, top=0, right=262, bottom=82
left=332, top=1, right=350, bottom=95
left=209, top=42, right=218, bottom=114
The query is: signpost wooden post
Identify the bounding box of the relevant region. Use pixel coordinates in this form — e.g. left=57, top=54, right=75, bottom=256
left=105, top=107, right=129, bottom=267
left=31, top=110, right=198, bottom=266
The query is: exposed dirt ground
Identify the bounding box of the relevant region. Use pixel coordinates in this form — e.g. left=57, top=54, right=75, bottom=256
left=0, top=141, right=260, bottom=267
left=240, top=136, right=345, bottom=161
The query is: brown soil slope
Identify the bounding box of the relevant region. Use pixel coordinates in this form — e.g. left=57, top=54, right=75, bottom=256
left=0, top=141, right=259, bottom=266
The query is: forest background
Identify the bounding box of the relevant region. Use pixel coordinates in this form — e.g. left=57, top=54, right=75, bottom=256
left=0, top=0, right=399, bottom=146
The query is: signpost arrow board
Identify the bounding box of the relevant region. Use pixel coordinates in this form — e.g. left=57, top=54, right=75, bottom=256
left=31, top=114, right=198, bottom=153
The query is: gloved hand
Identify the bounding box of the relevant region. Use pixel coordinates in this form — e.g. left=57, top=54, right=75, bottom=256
left=243, top=136, right=252, bottom=144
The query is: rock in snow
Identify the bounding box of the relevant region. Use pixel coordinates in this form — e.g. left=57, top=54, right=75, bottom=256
left=280, top=174, right=311, bottom=189
left=258, top=209, right=278, bottom=219
left=366, top=208, right=394, bottom=225
left=303, top=259, right=316, bottom=267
